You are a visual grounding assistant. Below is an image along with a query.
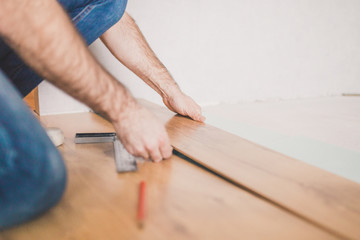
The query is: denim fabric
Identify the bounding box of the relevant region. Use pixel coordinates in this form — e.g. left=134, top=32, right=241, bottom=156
left=0, top=0, right=127, bottom=229
left=0, top=0, right=127, bottom=97
left=0, top=70, right=67, bottom=229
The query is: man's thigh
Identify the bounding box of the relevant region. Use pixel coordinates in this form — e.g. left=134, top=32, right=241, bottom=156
left=0, top=70, right=66, bottom=229
left=58, top=0, right=105, bottom=22
left=59, top=0, right=127, bottom=45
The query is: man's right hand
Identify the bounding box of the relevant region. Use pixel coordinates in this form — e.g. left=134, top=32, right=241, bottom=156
left=112, top=104, right=173, bottom=162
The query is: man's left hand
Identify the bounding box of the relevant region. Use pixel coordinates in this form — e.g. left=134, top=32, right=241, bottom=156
left=163, top=90, right=206, bottom=122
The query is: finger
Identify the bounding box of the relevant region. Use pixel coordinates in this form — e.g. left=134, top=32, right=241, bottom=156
left=198, top=115, right=206, bottom=122
left=134, top=146, right=149, bottom=159
left=141, top=149, right=150, bottom=160
left=149, top=146, right=162, bottom=162
left=197, top=107, right=206, bottom=122
left=158, top=132, right=172, bottom=159
left=160, top=141, right=173, bottom=159
left=125, top=145, right=135, bottom=155
left=189, top=105, right=203, bottom=121
left=189, top=111, right=206, bottom=122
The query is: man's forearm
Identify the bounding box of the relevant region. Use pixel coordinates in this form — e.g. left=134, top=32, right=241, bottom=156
left=100, top=12, right=205, bottom=122
left=100, top=12, right=180, bottom=99
left=0, top=0, right=135, bottom=122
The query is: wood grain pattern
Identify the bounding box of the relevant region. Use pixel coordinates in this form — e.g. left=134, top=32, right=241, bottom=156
left=1, top=112, right=336, bottom=240
left=140, top=100, right=360, bottom=239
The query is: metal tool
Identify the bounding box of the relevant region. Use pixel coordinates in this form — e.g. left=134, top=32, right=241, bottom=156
left=75, top=132, right=138, bottom=173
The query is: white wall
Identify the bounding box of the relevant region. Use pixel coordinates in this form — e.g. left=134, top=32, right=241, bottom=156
left=38, top=0, right=360, bottom=114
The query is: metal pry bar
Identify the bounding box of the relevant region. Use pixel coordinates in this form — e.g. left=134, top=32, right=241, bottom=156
left=74, top=132, right=138, bottom=173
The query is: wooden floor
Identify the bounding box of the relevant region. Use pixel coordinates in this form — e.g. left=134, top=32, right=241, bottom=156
left=141, top=101, right=360, bottom=239
left=23, top=88, right=36, bottom=111
left=1, top=100, right=359, bottom=239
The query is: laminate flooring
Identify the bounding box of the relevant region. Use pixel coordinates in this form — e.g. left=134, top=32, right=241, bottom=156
left=1, top=110, right=337, bottom=240
left=141, top=100, right=360, bottom=239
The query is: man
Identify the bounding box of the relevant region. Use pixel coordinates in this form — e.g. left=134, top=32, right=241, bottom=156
left=0, top=0, right=205, bottom=228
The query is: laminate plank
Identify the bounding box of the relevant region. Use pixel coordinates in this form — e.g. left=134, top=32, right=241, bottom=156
left=140, top=100, right=360, bottom=239
left=1, top=112, right=336, bottom=240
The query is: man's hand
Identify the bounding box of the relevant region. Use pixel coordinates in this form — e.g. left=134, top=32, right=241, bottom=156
left=113, top=103, right=173, bottom=162
left=163, top=89, right=206, bottom=122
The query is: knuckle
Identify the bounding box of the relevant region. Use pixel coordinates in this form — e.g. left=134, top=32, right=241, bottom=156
left=158, top=136, right=167, bottom=145
left=140, top=151, right=149, bottom=159
left=149, top=148, right=159, bottom=158
left=150, top=151, right=162, bottom=162
left=145, top=141, right=157, bottom=152
left=134, top=146, right=145, bottom=155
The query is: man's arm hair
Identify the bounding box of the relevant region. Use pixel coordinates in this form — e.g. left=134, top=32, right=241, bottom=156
left=0, top=0, right=136, bottom=122
left=100, top=12, right=179, bottom=99
left=100, top=12, right=205, bottom=122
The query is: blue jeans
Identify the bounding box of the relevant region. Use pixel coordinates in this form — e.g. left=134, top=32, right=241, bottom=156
left=0, top=0, right=127, bottom=229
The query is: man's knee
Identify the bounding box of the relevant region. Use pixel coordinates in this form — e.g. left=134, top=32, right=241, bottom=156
left=0, top=141, right=67, bottom=229
left=27, top=145, right=67, bottom=213
left=39, top=145, right=67, bottom=206
left=103, top=0, right=128, bottom=26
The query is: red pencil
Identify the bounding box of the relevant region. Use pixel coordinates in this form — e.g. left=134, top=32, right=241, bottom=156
left=137, top=180, right=146, bottom=228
